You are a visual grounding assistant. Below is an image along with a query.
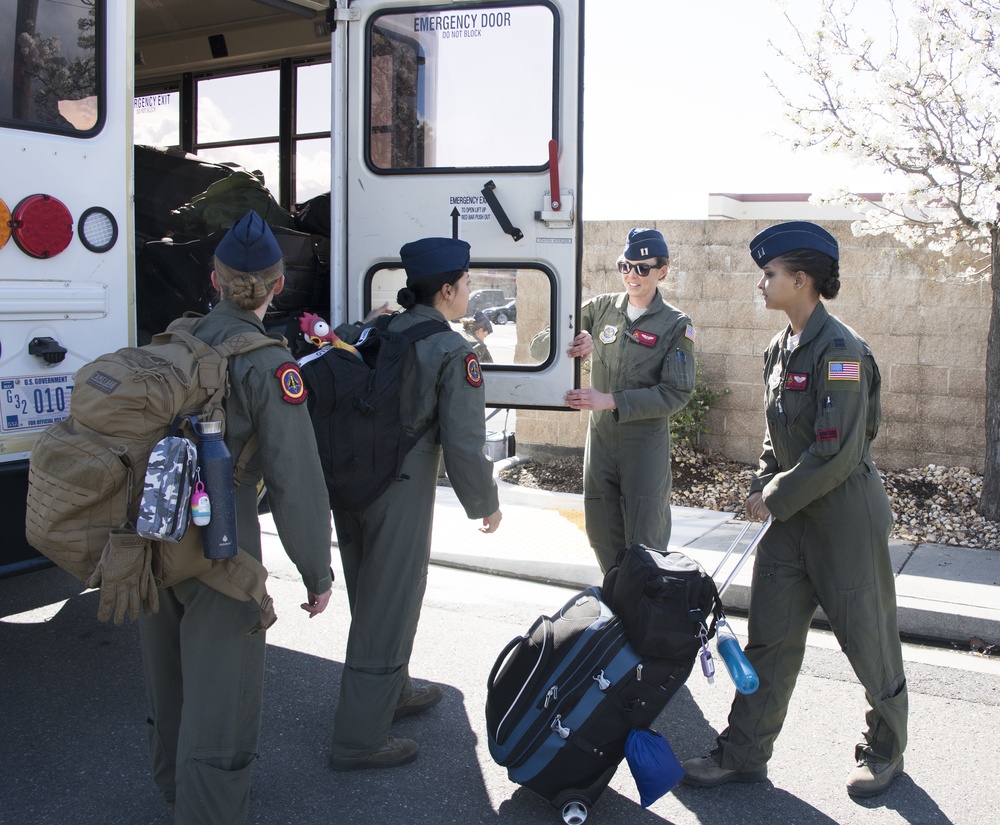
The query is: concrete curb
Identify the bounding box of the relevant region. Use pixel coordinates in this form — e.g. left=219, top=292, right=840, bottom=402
left=428, top=470, right=1000, bottom=648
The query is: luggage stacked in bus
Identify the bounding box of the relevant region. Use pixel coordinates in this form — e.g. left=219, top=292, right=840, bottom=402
left=134, top=145, right=330, bottom=354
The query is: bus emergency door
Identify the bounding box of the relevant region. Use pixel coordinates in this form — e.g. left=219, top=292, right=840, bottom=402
left=339, top=0, right=584, bottom=407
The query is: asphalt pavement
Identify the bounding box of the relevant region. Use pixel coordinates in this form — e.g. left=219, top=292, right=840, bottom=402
left=2, top=460, right=998, bottom=825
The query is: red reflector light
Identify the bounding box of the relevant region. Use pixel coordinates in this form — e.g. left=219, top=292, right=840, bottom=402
left=11, top=194, right=73, bottom=258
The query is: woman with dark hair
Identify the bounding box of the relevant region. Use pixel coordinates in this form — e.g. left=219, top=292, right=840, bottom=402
left=682, top=221, right=908, bottom=799
left=326, top=237, right=502, bottom=772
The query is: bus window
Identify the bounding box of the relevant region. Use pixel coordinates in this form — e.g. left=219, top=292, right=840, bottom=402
left=368, top=265, right=553, bottom=367
left=367, top=5, right=555, bottom=171
left=295, top=62, right=332, bottom=204
left=194, top=71, right=280, bottom=189
left=0, top=0, right=101, bottom=135
left=134, top=91, right=180, bottom=147
left=135, top=61, right=333, bottom=210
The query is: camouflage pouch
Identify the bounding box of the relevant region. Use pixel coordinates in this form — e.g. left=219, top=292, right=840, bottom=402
left=137, top=436, right=197, bottom=542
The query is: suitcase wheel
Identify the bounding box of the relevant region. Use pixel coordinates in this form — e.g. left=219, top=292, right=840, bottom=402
left=560, top=799, right=588, bottom=825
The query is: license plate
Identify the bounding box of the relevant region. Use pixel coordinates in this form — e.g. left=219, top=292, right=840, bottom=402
left=1, top=374, right=74, bottom=432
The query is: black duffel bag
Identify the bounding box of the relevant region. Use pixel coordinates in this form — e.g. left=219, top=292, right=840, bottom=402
left=602, top=545, right=723, bottom=661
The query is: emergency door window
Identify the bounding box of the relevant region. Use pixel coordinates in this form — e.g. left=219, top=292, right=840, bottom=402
left=368, top=5, right=555, bottom=171
left=369, top=266, right=553, bottom=367
left=0, top=0, right=102, bottom=134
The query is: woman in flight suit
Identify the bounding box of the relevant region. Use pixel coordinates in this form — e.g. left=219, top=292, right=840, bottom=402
left=682, top=221, right=908, bottom=798
left=565, top=228, right=696, bottom=573
left=140, top=211, right=333, bottom=824
left=327, top=237, right=502, bottom=771
left=461, top=310, right=494, bottom=363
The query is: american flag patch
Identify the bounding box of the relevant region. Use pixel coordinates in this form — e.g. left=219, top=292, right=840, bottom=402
left=684, top=324, right=696, bottom=342
left=828, top=361, right=860, bottom=381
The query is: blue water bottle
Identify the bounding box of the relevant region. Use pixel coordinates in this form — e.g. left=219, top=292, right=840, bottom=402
left=716, top=620, right=759, bottom=694
left=195, top=420, right=238, bottom=559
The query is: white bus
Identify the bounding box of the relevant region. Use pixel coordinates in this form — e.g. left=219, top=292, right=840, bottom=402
left=0, top=0, right=584, bottom=573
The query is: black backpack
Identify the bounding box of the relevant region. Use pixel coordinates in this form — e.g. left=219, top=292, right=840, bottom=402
left=602, top=545, right=724, bottom=662
left=299, top=314, right=448, bottom=511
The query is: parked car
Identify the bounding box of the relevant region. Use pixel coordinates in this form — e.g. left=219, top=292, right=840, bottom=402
left=483, top=299, right=516, bottom=325
left=467, top=288, right=507, bottom=315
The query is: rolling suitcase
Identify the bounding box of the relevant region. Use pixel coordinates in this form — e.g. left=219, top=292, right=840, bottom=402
left=486, top=521, right=769, bottom=824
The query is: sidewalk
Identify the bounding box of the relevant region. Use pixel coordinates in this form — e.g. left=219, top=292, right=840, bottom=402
left=427, top=465, right=1000, bottom=648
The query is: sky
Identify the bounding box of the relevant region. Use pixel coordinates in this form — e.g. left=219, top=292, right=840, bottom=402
left=582, top=0, right=907, bottom=220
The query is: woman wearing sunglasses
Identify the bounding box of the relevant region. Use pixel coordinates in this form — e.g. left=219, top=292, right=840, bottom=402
left=564, top=227, right=696, bottom=574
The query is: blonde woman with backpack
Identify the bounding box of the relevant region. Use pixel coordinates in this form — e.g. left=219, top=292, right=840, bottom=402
left=139, top=211, right=333, bottom=824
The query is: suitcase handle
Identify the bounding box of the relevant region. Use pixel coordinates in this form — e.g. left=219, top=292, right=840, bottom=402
left=712, top=517, right=771, bottom=598
left=487, top=633, right=530, bottom=693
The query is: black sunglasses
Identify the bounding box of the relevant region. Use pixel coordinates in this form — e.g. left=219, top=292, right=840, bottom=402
left=617, top=261, right=661, bottom=277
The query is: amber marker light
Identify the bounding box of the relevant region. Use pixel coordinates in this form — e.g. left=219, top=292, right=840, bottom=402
left=0, top=197, right=11, bottom=250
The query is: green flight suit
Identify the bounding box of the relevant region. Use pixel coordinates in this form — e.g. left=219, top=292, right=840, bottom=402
left=469, top=336, right=493, bottom=364
left=714, top=301, right=908, bottom=771
left=139, top=301, right=333, bottom=824
left=580, top=292, right=696, bottom=572
left=329, top=304, right=499, bottom=758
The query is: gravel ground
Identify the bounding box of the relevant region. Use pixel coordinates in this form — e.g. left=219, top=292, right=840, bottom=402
left=498, top=446, right=1000, bottom=551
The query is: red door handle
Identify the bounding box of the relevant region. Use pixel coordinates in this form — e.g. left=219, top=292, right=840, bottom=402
left=548, top=139, right=561, bottom=211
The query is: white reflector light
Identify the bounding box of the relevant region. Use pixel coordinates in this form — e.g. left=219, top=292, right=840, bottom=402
left=78, top=206, right=118, bottom=253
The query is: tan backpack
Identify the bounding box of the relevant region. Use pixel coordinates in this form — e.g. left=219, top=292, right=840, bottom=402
left=25, top=316, right=283, bottom=629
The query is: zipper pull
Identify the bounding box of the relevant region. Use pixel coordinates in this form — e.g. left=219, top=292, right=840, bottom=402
left=550, top=714, right=571, bottom=740
left=593, top=670, right=611, bottom=691
left=544, top=685, right=559, bottom=707
left=636, top=663, right=644, bottom=682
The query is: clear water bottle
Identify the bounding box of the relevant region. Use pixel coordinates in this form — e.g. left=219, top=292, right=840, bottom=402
left=195, top=420, right=238, bottom=559
left=716, top=620, right=759, bottom=694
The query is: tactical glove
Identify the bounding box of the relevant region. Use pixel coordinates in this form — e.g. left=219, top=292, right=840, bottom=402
left=86, top=530, right=158, bottom=624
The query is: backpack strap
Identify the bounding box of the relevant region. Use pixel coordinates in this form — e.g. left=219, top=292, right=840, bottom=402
left=401, top=319, right=450, bottom=342
left=395, top=318, right=450, bottom=457
left=369, top=313, right=449, bottom=343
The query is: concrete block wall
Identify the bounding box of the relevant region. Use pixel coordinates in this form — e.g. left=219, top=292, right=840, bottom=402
left=516, top=219, right=991, bottom=472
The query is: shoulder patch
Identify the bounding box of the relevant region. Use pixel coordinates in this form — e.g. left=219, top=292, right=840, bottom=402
left=464, top=353, right=483, bottom=387
left=684, top=323, right=696, bottom=343
left=276, top=362, right=307, bottom=404
left=827, top=361, right=860, bottom=382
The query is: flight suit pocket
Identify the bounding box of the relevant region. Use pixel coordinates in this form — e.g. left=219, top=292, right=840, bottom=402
left=811, top=395, right=841, bottom=457
left=668, top=348, right=695, bottom=392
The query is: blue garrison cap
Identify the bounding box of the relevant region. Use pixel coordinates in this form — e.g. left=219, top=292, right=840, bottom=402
left=623, top=228, right=669, bottom=261
left=473, top=310, right=494, bottom=334
left=400, top=237, right=471, bottom=282
left=749, top=221, right=839, bottom=267
left=215, top=210, right=283, bottom=271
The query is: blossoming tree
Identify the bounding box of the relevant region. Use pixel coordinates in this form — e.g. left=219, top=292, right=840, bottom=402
left=773, top=0, right=1000, bottom=519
